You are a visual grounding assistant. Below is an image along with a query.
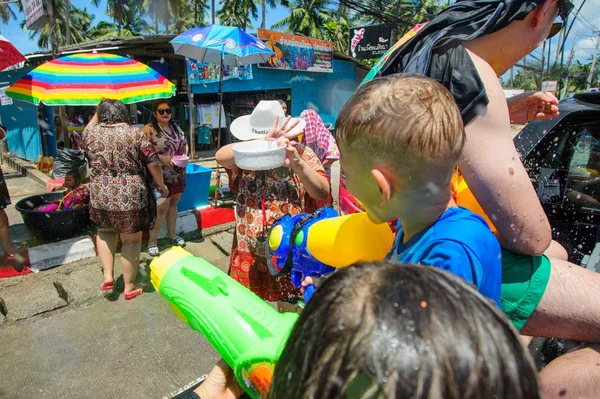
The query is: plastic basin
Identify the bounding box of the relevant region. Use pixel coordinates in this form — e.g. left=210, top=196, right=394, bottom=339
left=232, top=141, right=285, bottom=171
left=177, top=163, right=212, bottom=212
left=15, top=192, right=93, bottom=243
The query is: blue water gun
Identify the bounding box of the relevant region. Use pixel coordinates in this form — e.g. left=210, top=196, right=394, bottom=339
left=266, top=207, right=394, bottom=301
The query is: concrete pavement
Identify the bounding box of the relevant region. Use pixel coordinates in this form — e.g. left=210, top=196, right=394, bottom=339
left=0, top=233, right=234, bottom=399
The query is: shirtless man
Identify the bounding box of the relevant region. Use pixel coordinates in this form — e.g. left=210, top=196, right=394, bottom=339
left=367, top=0, right=599, bottom=396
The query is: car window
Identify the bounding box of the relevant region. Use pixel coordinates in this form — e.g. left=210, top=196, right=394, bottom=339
left=563, top=128, right=600, bottom=212
left=529, top=120, right=600, bottom=208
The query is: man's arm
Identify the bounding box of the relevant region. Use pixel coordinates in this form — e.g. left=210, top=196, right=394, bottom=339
left=460, top=51, right=551, bottom=256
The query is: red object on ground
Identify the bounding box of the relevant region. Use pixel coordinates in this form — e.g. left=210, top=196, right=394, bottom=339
left=46, top=178, right=65, bottom=192
left=0, top=250, right=32, bottom=278
left=0, top=264, right=32, bottom=278
left=196, top=207, right=235, bottom=229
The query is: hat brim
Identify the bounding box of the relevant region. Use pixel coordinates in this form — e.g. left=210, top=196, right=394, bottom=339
left=229, top=115, right=307, bottom=141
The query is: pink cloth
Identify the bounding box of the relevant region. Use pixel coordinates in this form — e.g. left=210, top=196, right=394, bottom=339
left=299, top=110, right=340, bottom=163
left=46, top=178, right=65, bottom=193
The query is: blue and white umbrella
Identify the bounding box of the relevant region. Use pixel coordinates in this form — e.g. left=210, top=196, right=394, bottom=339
left=171, top=25, right=274, bottom=207
left=170, top=25, right=274, bottom=67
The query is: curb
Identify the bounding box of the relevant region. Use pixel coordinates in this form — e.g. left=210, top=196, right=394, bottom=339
left=29, top=236, right=96, bottom=272
left=0, top=152, right=51, bottom=186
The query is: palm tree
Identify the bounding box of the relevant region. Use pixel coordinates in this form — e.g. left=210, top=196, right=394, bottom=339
left=0, top=1, right=18, bottom=25
left=217, top=0, right=257, bottom=31
left=91, top=0, right=145, bottom=36
left=144, top=0, right=167, bottom=33
left=88, top=6, right=155, bottom=39
left=272, top=0, right=333, bottom=39
left=261, top=0, right=277, bottom=29
left=322, top=10, right=354, bottom=52
left=22, top=1, right=93, bottom=49
left=168, top=0, right=208, bottom=33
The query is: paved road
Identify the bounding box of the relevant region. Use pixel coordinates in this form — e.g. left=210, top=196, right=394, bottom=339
left=1, top=231, right=234, bottom=399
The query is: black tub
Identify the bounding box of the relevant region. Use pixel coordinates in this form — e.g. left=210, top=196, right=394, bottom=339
left=16, top=192, right=93, bottom=242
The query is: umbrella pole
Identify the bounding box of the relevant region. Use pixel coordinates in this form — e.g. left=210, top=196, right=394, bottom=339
left=187, top=64, right=196, bottom=160
left=213, top=48, right=225, bottom=208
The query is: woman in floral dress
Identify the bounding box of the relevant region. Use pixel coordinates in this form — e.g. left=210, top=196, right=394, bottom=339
left=143, top=100, right=188, bottom=257
left=83, top=99, right=168, bottom=300
left=216, top=101, right=330, bottom=306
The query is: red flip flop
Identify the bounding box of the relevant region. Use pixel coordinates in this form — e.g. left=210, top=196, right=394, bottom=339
left=100, top=281, right=114, bottom=291
left=124, top=284, right=147, bottom=300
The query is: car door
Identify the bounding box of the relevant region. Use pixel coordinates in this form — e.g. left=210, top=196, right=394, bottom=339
left=524, top=116, right=600, bottom=264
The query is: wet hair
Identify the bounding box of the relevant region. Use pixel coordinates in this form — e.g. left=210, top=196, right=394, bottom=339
left=268, top=263, right=540, bottom=399
left=336, top=73, right=465, bottom=187
left=97, top=98, right=131, bottom=125
left=150, top=99, right=177, bottom=134
left=65, top=169, right=81, bottom=183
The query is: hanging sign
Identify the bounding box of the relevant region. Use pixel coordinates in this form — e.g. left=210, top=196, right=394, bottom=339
left=257, top=29, right=333, bottom=73
left=541, top=80, right=558, bottom=92
left=21, top=0, right=48, bottom=30
left=349, top=24, right=395, bottom=60
left=186, top=58, right=253, bottom=85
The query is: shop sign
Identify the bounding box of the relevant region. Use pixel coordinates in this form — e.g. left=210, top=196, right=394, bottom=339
left=257, top=29, right=333, bottom=73
left=0, top=87, right=13, bottom=106
left=21, top=0, right=48, bottom=30
left=349, top=24, right=394, bottom=60
left=186, top=58, right=253, bottom=85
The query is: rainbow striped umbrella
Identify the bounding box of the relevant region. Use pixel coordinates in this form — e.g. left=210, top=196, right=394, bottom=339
left=7, top=52, right=176, bottom=106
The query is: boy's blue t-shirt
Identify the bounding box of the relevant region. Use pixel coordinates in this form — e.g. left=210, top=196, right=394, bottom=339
left=386, top=207, right=501, bottom=306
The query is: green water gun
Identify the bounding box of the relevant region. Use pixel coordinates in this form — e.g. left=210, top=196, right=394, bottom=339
left=150, top=247, right=299, bottom=399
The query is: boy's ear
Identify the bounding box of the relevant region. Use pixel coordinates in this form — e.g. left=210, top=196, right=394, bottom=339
left=371, top=167, right=396, bottom=204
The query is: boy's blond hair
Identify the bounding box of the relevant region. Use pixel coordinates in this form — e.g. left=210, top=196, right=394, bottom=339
left=336, top=74, right=465, bottom=187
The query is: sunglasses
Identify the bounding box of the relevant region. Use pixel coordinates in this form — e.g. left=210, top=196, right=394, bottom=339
left=557, top=0, right=574, bottom=22
left=157, top=108, right=172, bottom=115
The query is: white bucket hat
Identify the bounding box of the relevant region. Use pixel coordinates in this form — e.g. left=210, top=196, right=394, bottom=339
left=229, top=100, right=306, bottom=141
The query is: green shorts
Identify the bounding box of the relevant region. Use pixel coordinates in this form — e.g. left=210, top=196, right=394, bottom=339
left=500, top=249, right=552, bottom=331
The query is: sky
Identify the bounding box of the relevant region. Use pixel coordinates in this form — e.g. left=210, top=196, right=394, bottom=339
left=1, top=0, right=598, bottom=64
left=0, top=0, right=291, bottom=55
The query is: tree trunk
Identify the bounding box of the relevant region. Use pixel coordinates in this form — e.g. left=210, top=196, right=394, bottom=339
left=65, top=0, right=70, bottom=46
left=261, top=0, right=266, bottom=29
left=211, top=0, right=215, bottom=24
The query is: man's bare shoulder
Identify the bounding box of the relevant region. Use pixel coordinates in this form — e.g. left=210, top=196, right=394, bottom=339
left=464, top=48, right=509, bottom=129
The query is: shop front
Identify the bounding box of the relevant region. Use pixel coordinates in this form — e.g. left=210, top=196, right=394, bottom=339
left=189, top=29, right=368, bottom=146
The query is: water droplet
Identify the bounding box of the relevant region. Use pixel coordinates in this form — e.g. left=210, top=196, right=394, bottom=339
left=401, top=309, right=407, bottom=314
left=577, top=244, right=583, bottom=249
left=425, top=181, right=440, bottom=195
left=393, top=302, right=399, bottom=308
left=553, top=137, right=559, bottom=142
left=576, top=194, right=582, bottom=199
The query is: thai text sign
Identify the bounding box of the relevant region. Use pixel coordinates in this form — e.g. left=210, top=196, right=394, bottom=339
left=21, top=0, right=47, bottom=30
left=257, top=29, right=333, bottom=73
left=349, top=24, right=395, bottom=60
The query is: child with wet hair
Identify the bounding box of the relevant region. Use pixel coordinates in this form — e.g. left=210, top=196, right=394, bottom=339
left=334, top=73, right=501, bottom=304
left=269, top=263, right=540, bottom=398
left=196, top=263, right=541, bottom=399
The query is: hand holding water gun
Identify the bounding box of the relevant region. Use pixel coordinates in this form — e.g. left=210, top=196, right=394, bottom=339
left=266, top=207, right=394, bottom=301
left=150, top=247, right=299, bottom=399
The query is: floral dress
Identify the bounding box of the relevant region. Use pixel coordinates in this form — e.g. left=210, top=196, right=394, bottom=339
left=144, top=122, right=187, bottom=197
left=226, top=145, right=328, bottom=302
left=83, top=123, right=159, bottom=234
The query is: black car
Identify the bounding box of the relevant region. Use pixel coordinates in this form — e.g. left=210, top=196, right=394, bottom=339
left=514, top=92, right=600, bottom=271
